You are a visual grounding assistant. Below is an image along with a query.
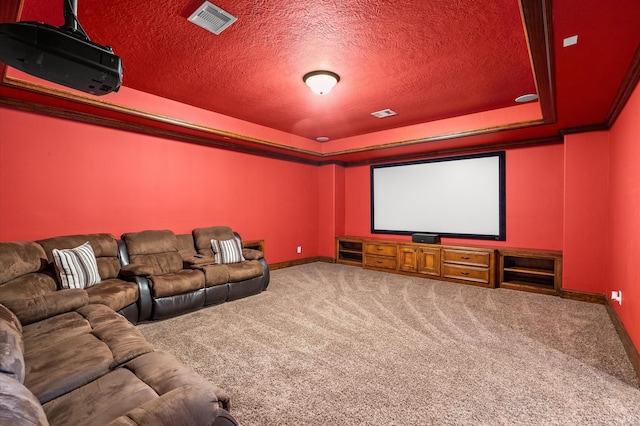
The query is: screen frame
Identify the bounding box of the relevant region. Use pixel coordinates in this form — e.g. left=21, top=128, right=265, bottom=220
left=370, top=151, right=506, bottom=241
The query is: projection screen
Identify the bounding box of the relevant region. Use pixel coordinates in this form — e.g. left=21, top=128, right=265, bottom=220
left=370, top=151, right=505, bottom=240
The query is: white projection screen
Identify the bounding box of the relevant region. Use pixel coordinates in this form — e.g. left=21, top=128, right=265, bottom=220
left=371, top=152, right=506, bottom=240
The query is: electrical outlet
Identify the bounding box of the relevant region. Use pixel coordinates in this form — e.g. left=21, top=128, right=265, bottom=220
left=611, top=290, right=622, bottom=305
left=297, top=246, right=302, bottom=254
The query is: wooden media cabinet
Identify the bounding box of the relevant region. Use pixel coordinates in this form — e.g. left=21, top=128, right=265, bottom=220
left=336, top=236, right=562, bottom=294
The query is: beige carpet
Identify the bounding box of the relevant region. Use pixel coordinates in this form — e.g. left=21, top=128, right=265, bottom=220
left=137, top=263, right=640, bottom=425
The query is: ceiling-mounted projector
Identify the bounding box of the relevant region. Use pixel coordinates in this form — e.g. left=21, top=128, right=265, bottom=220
left=0, top=0, right=122, bottom=96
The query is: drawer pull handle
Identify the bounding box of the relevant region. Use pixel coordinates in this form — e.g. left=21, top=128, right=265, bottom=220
left=461, top=256, right=470, bottom=260
left=377, top=261, right=383, bottom=264
left=461, top=272, right=470, bottom=276
left=377, top=247, right=384, bottom=251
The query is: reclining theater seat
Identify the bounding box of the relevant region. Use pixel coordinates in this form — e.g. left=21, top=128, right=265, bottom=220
left=120, top=230, right=206, bottom=321
left=37, top=233, right=139, bottom=324
left=192, top=226, right=269, bottom=301
left=0, top=240, right=89, bottom=326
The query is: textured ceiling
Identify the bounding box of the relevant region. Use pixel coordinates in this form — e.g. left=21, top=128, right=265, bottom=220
left=18, top=0, right=536, bottom=141
left=3, top=0, right=640, bottom=159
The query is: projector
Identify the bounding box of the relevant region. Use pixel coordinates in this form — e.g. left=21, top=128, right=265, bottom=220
left=0, top=21, right=122, bottom=96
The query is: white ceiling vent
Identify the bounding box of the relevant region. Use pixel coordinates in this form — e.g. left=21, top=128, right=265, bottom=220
left=188, top=2, right=237, bottom=35
left=371, top=109, right=398, bottom=119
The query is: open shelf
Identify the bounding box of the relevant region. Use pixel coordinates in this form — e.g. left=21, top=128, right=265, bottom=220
left=336, top=237, right=364, bottom=266
left=499, top=249, right=562, bottom=295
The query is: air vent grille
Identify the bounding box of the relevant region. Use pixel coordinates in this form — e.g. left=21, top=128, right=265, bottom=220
left=188, top=2, right=237, bottom=35
left=371, top=109, right=398, bottom=119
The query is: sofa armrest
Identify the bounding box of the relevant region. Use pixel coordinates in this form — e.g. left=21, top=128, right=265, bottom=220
left=105, top=385, right=235, bottom=426
left=123, top=276, right=152, bottom=322
left=182, top=255, right=217, bottom=268
left=241, top=248, right=263, bottom=260
left=0, top=374, right=49, bottom=426
left=2, top=289, right=88, bottom=325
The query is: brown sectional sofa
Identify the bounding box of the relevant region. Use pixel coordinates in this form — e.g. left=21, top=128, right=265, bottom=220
left=0, top=225, right=268, bottom=424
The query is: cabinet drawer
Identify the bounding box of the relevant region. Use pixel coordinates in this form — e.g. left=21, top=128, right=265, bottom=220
left=442, top=249, right=490, bottom=267
left=442, top=264, right=489, bottom=284
left=364, top=256, right=398, bottom=270
left=364, top=243, right=397, bottom=257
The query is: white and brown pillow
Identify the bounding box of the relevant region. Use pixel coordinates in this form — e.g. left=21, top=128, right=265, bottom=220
left=211, top=238, right=245, bottom=264
left=52, top=242, right=101, bottom=289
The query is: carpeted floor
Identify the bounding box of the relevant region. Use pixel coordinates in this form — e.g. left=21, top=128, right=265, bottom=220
left=137, top=263, right=640, bottom=425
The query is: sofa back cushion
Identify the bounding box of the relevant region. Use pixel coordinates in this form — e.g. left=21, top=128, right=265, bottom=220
left=121, top=230, right=183, bottom=276
left=0, top=241, right=48, bottom=286
left=38, top=234, right=121, bottom=281
left=176, top=233, right=197, bottom=258
left=0, top=303, right=25, bottom=383
left=192, top=226, right=236, bottom=258
left=0, top=241, right=57, bottom=304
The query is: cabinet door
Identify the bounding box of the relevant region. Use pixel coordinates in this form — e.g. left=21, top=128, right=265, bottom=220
left=398, top=245, right=418, bottom=272
left=418, top=247, right=441, bottom=276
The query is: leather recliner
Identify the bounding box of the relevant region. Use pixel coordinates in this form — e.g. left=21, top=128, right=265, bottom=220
left=119, top=230, right=205, bottom=321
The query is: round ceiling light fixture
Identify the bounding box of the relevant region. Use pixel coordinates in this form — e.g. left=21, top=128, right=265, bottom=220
left=316, top=136, right=330, bottom=142
left=303, top=70, right=340, bottom=95
left=515, top=93, right=539, bottom=103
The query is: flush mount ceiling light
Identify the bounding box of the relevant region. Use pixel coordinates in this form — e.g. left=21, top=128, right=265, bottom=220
left=515, top=93, right=539, bottom=103
left=303, top=71, right=340, bottom=95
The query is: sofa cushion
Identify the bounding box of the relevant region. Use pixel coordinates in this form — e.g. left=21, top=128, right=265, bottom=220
left=85, top=278, right=139, bottom=312
left=0, top=304, right=25, bottom=383
left=0, top=241, right=48, bottom=285
left=121, top=230, right=185, bottom=277
left=2, top=289, right=89, bottom=325
left=38, top=233, right=122, bottom=281
left=42, top=368, right=159, bottom=426
left=52, top=242, right=101, bottom=289
left=225, top=260, right=264, bottom=282
left=176, top=233, right=196, bottom=257
left=122, top=230, right=179, bottom=256
left=0, top=374, right=49, bottom=426
left=0, top=273, right=58, bottom=304
left=211, top=238, right=245, bottom=264
left=25, top=332, right=113, bottom=404
left=77, top=304, right=154, bottom=368
left=44, top=351, right=228, bottom=426
left=22, top=312, right=92, bottom=353
left=200, top=264, right=230, bottom=287
left=242, top=248, right=264, bottom=260
left=122, top=350, right=230, bottom=410
left=148, top=270, right=205, bottom=298
left=192, top=226, right=236, bottom=258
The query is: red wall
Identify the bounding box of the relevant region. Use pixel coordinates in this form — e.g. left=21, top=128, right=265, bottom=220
left=562, top=132, right=610, bottom=293
left=343, top=143, right=565, bottom=250
left=607, top=82, right=640, bottom=351
left=0, top=107, right=319, bottom=264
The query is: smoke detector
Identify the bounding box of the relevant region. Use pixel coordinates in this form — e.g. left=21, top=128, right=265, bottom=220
left=188, top=1, right=237, bottom=35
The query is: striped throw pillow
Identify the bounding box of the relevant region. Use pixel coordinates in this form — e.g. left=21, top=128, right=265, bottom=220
left=211, top=238, right=245, bottom=264
left=52, top=242, right=102, bottom=289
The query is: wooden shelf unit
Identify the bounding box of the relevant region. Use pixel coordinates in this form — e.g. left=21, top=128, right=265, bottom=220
left=243, top=239, right=265, bottom=253
left=335, top=236, right=495, bottom=288
left=498, top=249, right=562, bottom=295
left=336, top=237, right=364, bottom=266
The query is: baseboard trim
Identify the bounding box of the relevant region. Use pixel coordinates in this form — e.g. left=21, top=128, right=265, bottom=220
left=603, top=299, right=640, bottom=385
left=560, top=289, right=607, bottom=304
left=561, top=288, right=640, bottom=383
left=270, top=256, right=334, bottom=270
